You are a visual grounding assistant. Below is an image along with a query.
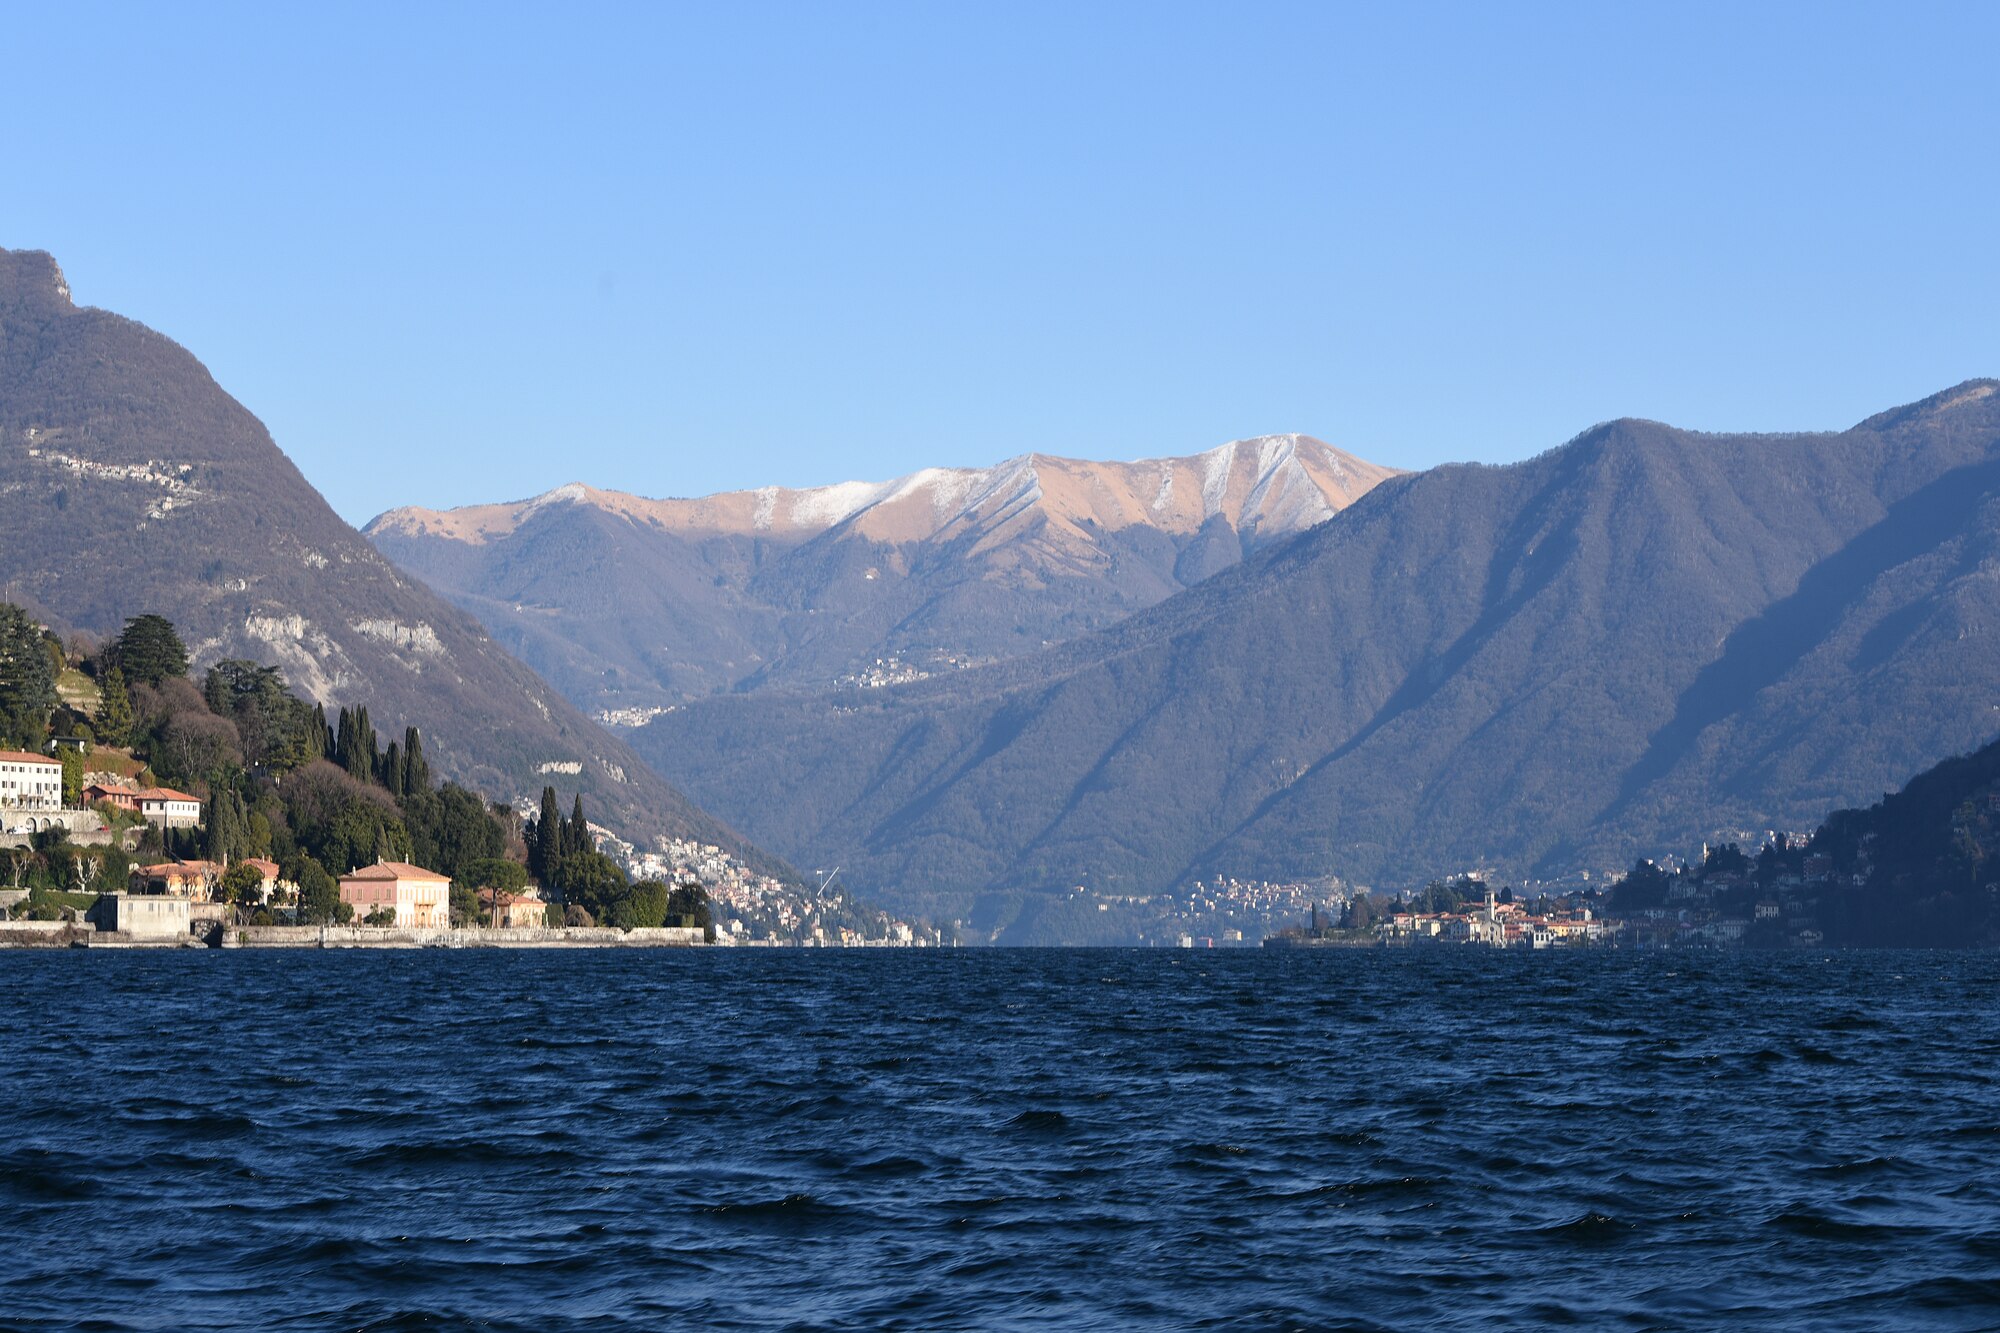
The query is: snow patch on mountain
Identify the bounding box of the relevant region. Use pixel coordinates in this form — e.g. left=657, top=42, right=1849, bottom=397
left=1200, top=440, right=1238, bottom=519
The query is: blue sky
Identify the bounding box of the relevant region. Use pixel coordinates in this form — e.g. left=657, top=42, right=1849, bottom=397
left=8, top=2, right=1999, bottom=523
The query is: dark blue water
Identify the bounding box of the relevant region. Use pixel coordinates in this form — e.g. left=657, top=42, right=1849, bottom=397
left=4, top=950, right=1999, bottom=1331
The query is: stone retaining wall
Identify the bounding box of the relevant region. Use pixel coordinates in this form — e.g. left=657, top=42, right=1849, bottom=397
left=223, top=925, right=704, bottom=948
left=0, top=920, right=91, bottom=947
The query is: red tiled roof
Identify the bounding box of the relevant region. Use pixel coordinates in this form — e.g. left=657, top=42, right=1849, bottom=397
left=341, top=861, right=447, bottom=882
left=137, top=860, right=220, bottom=878
left=0, top=750, right=61, bottom=766
left=136, top=787, right=200, bottom=803
left=478, top=886, right=544, bottom=907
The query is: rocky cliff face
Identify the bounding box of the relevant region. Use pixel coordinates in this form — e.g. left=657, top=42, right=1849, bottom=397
left=366, top=437, right=1399, bottom=711
left=0, top=247, right=786, bottom=878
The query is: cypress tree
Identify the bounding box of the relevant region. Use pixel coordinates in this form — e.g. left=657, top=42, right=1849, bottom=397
left=205, top=790, right=237, bottom=865
left=532, top=787, right=561, bottom=883
left=384, top=740, right=404, bottom=799
left=355, top=706, right=377, bottom=782
left=93, top=667, right=133, bottom=747
left=566, top=795, right=589, bottom=858
left=341, top=705, right=376, bottom=782
left=305, top=702, right=328, bottom=762
left=404, top=727, right=429, bottom=795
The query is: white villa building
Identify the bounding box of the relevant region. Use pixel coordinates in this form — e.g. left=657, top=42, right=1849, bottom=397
left=137, top=787, right=202, bottom=828
left=0, top=751, right=63, bottom=811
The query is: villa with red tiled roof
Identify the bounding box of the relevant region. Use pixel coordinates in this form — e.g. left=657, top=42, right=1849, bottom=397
left=83, top=782, right=141, bottom=812
left=339, top=861, right=450, bottom=928
left=478, top=884, right=549, bottom=929
left=131, top=860, right=223, bottom=898
left=135, top=787, right=202, bottom=828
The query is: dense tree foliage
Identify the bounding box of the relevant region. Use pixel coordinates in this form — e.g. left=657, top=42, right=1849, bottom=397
left=112, top=615, right=189, bottom=687
left=0, top=596, right=733, bottom=937
left=0, top=603, right=56, bottom=749
left=93, top=667, right=133, bottom=747
left=404, top=783, right=504, bottom=882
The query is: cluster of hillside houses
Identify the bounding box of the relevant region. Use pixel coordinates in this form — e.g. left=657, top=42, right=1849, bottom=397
left=0, top=748, right=202, bottom=832
left=1381, top=890, right=1614, bottom=948
left=2, top=749, right=548, bottom=934
left=94, top=858, right=551, bottom=938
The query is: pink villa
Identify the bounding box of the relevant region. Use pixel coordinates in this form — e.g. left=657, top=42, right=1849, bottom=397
left=339, top=861, right=450, bottom=928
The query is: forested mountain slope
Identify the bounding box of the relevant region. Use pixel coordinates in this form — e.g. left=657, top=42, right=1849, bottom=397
left=0, top=248, right=786, bottom=878
left=631, top=381, right=2000, bottom=925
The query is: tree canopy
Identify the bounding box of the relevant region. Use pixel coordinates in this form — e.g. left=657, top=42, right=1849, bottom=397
left=113, top=614, right=189, bottom=687
left=0, top=603, right=56, bottom=750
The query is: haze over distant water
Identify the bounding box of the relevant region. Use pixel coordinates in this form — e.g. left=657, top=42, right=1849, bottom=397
left=6, top=950, right=1998, bottom=1329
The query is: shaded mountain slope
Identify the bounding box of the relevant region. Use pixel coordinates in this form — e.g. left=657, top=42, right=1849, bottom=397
left=629, top=382, right=2000, bottom=923
left=0, top=247, right=785, bottom=877
left=365, top=438, right=1399, bottom=711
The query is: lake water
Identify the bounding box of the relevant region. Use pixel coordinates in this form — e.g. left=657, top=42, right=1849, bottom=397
left=3, top=949, right=1998, bottom=1330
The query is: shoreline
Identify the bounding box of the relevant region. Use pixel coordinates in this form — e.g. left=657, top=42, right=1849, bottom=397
left=0, top=923, right=705, bottom=950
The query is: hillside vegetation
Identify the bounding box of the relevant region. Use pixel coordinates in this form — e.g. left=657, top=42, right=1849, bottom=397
left=0, top=247, right=785, bottom=881
left=633, top=381, right=2000, bottom=926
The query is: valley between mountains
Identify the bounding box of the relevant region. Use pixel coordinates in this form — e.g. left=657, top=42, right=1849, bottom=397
left=365, top=363, right=2000, bottom=939
left=10, top=244, right=1998, bottom=945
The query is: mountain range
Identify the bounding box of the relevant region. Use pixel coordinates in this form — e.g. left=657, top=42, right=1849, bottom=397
left=0, top=247, right=785, bottom=879
left=365, top=439, right=1397, bottom=711
left=15, top=242, right=1999, bottom=948
left=619, top=381, right=2000, bottom=937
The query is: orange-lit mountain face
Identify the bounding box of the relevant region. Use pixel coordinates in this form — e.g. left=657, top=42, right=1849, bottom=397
left=367, top=438, right=1398, bottom=710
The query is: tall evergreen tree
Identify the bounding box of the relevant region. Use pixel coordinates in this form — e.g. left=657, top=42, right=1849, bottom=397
left=205, top=789, right=237, bottom=865
left=531, top=786, right=561, bottom=883
left=339, top=705, right=377, bottom=782
left=308, top=703, right=330, bottom=762
left=355, top=706, right=377, bottom=781
left=0, top=600, right=55, bottom=748
left=565, top=794, right=589, bottom=859
left=0, top=604, right=56, bottom=750
left=113, top=614, right=189, bottom=686
left=403, top=727, right=429, bottom=795
left=383, top=740, right=404, bottom=799
left=93, top=667, right=134, bottom=747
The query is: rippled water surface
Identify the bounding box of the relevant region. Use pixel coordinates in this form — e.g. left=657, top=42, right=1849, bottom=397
left=5, top=949, right=2000, bottom=1330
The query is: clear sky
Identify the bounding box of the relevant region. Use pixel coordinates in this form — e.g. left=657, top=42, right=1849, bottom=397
left=8, top=2, right=1999, bottom=524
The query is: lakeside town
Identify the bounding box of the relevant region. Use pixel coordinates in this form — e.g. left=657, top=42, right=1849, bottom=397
left=2, top=611, right=1987, bottom=953
left=1260, top=836, right=1883, bottom=950
left=0, top=608, right=944, bottom=950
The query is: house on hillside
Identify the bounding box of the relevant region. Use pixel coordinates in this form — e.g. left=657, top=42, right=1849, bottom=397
left=238, top=858, right=289, bottom=904
left=83, top=782, right=141, bottom=812
left=478, top=884, right=548, bottom=929
left=136, top=788, right=202, bottom=828
left=0, top=751, right=63, bottom=812
left=131, top=860, right=222, bottom=899
left=339, top=861, right=450, bottom=928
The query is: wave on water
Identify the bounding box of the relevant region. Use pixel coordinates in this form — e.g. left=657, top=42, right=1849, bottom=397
left=2, top=948, right=1998, bottom=1330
